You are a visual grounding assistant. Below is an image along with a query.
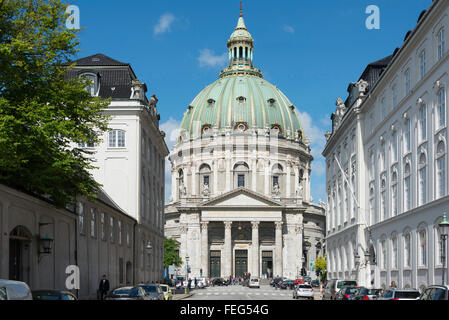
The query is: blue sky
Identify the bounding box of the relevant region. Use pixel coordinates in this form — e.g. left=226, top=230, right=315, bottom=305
left=69, top=0, right=432, bottom=203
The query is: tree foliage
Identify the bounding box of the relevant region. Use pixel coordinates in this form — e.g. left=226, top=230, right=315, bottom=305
left=314, top=255, right=327, bottom=280
left=164, top=237, right=182, bottom=268
left=0, top=0, right=110, bottom=207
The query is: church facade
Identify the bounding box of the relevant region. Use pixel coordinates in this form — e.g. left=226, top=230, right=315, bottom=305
left=164, top=12, right=325, bottom=280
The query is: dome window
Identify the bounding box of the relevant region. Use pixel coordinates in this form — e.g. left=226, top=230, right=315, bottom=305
left=271, top=125, right=282, bottom=134
left=207, top=99, right=216, bottom=107
left=235, top=122, right=248, bottom=132
left=236, top=96, right=247, bottom=104
left=267, top=98, right=276, bottom=106
left=202, top=124, right=212, bottom=135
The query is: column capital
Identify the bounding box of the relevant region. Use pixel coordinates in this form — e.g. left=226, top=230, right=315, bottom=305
left=295, top=225, right=303, bottom=234
left=201, top=221, right=209, bottom=230
left=275, top=221, right=283, bottom=230
left=224, top=221, right=233, bottom=229
left=251, top=221, right=260, bottom=229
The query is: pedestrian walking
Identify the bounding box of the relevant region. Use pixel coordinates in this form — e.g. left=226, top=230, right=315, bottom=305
left=194, top=277, right=198, bottom=289
left=98, top=275, right=110, bottom=300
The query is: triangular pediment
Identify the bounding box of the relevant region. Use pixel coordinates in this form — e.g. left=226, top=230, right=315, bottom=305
left=200, top=188, right=282, bottom=208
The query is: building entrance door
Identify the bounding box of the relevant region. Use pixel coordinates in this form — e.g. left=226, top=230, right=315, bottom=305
left=262, top=251, right=273, bottom=278
left=9, top=226, right=32, bottom=283
left=210, top=251, right=221, bottom=278
left=234, top=250, right=248, bottom=278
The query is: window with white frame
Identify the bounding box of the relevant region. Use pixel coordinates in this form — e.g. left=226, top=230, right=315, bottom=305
left=420, top=50, right=426, bottom=80
left=369, top=186, right=375, bottom=225
left=108, top=130, right=126, bottom=148
left=438, top=88, right=446, bottom=128
left=436, top=141, right=446, bottom=198
left=405, top=69, right=411, bottom=95
left=404, top=163, right=411, bottom=212
left=392, top=86, right=398, bottom=108
left=391, top=172, right=398, bottom=216
left=101, top=212, right=106, bottom=241
left=392, top=236, right=398, bottom=269
left=438, top=28, right=445, bottom=61
left=118, top=221, right=122, bottom=245
left=419, top=229, right=427, bottom=266
left=77, top=202, right=85, bottom=235
left=404, top=118, right=411, bottom=153
left=90, top=208, right=97, bottom=238
left=418, top=153, right=427, bottom=206
left=392, top=131, right=398, bottom=163
left=81, top=73, right=98, bottom=96
left=419, top=105, right=427, bottom=141
left=78, top=141, right=94, bottom=148
left=404, top=232, right=411, bottom=268
left=110, top=216, right=114, bottom=243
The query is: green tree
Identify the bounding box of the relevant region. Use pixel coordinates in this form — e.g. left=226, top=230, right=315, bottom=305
left=314, top=255, right=327, bottom=281
left=0, top=0, right=110, bottom=207
left=164, top=237, right=182, bottom=268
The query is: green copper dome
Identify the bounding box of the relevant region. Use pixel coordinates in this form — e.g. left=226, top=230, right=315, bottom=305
left=179, top=14, right=305, bottom=142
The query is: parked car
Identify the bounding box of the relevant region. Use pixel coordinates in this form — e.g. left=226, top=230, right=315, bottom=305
left=379, top=288, right=421, bottom=300
left=159, top=284, right=173, bottom=300
left=137, top=284, right=165, bottom=300
left=196, top=277, right=208, bottom=288
left=323, top=280, right=358, bottom=300
left=249, top=278, right=260, bottom=289
left=419, top=285, right=449, bottom=300
left=293, top=284, right=314, bottom=300
left=335, top=286, right=361, bottom=300
left=0, top=280, right=33, bottom=300
left=272, top=277, right=287, bottom=287
left=311, top=280, right=320, bottom=288
left=105, top=286, right=150, bottom=300
left=353, top=287, right=383, bottom=300
left=32, top=290, right=77, bottom=300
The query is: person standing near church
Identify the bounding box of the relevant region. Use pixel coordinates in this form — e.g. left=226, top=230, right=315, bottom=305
left=98, top=275, right=110, bottom=300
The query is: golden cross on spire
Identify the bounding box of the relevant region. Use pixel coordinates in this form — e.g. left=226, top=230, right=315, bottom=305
left=240, top=1, right=243, bottom=17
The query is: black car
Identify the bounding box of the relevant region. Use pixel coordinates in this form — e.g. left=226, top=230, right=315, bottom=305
left=353, top=287, right=383, bottom=300
left=137, top=284, right=165, bottom=300
left=32, top=290, right=77, bottom=300
left=280, top=280, right=295, bottom=290
left=212, top=278, right=228, bottom=286
left=335, top=286, right=362, bottom=300
left=311, top=280, right=320, bottom=288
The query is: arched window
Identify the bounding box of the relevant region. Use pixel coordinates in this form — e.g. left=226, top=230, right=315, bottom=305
left=199, top=164, right=211, bottom=188
left=239, top=46, right=243, bottom=60
left=380, top=239, right=387, bottom=270
left=404, top=232, right=411, bottom=268
left=391, top=235, right=398, bottom=269
left=436, top=141, right=446, bottom=198
left=418, top=153, right=427, bottom=206
left=234, top=162, right=249, bottom=188
left=438, top=88, right=446, bottom=128
left=272, top=164, right=283, bottom=190
left=369, top=185, right=375, bottom=225
left=418, top=228, right=427, bottom=266
left=108, top=130, right=126, bottom=148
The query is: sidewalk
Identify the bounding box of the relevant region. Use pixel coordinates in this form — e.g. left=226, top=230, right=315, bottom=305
left=172, top=292, right=194, bottom=300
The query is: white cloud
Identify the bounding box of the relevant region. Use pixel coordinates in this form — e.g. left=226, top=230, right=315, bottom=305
left=198, top=49, right=228, bottom=68
left=154, top=13, right=176, bottom=35
left=160, top=117, right=181, bottom=202
left=283, top=25, right=295, bottom=34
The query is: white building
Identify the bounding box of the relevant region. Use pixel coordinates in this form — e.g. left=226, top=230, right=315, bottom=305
left=66, top=54, right=169, bottom=284
left=323, top=0, right=449, bottom=291
left=164, top=12, right=326, bottom=281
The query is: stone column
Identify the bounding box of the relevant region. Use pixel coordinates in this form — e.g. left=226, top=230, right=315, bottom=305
left=286, top=162, right=291, bottom=198
left=275, top=221, right=283, bottom=277
left=251, top=221, right=260, bottom=277
left=213, top=161, right=218, bottom=196
left=179, top=224, right=188, bottom=270
left=201, top=222, right=209, bottom=277
left=191, top=165, right=197, bottom=196
left=224, top=221, right=233, bottom=277
left=171, top=168, right=177, bottom=202
left=226, top=158, right=231, bottom=192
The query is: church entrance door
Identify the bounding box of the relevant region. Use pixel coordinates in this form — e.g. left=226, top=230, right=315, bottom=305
left=210, top=251, right=221, bottom=278
left=234, top=250, right=248, bottom=278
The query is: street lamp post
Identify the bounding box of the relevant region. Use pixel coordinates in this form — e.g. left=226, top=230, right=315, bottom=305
left=145, top=241, right=153, bottom=283
left=439, top=212, right=449, bottom=286
left=185, top=254, right=190, bottom=294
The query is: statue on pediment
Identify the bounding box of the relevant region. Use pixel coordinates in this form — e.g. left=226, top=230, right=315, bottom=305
left=272, top=183, right=280, bottom=197
left=202, top=183, right=210, bottom=197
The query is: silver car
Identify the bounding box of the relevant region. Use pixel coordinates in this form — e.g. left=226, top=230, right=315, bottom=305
left=293, top=284, right=314, bottom=300
left=379, top=288, right=421, bottom=300
left=0, top=280, right=32, bottom=300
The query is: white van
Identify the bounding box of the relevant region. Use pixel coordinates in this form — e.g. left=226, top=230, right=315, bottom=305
left=0, top=280, right=33, bottom=300
left=323, top=279, right=358, bottom=300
